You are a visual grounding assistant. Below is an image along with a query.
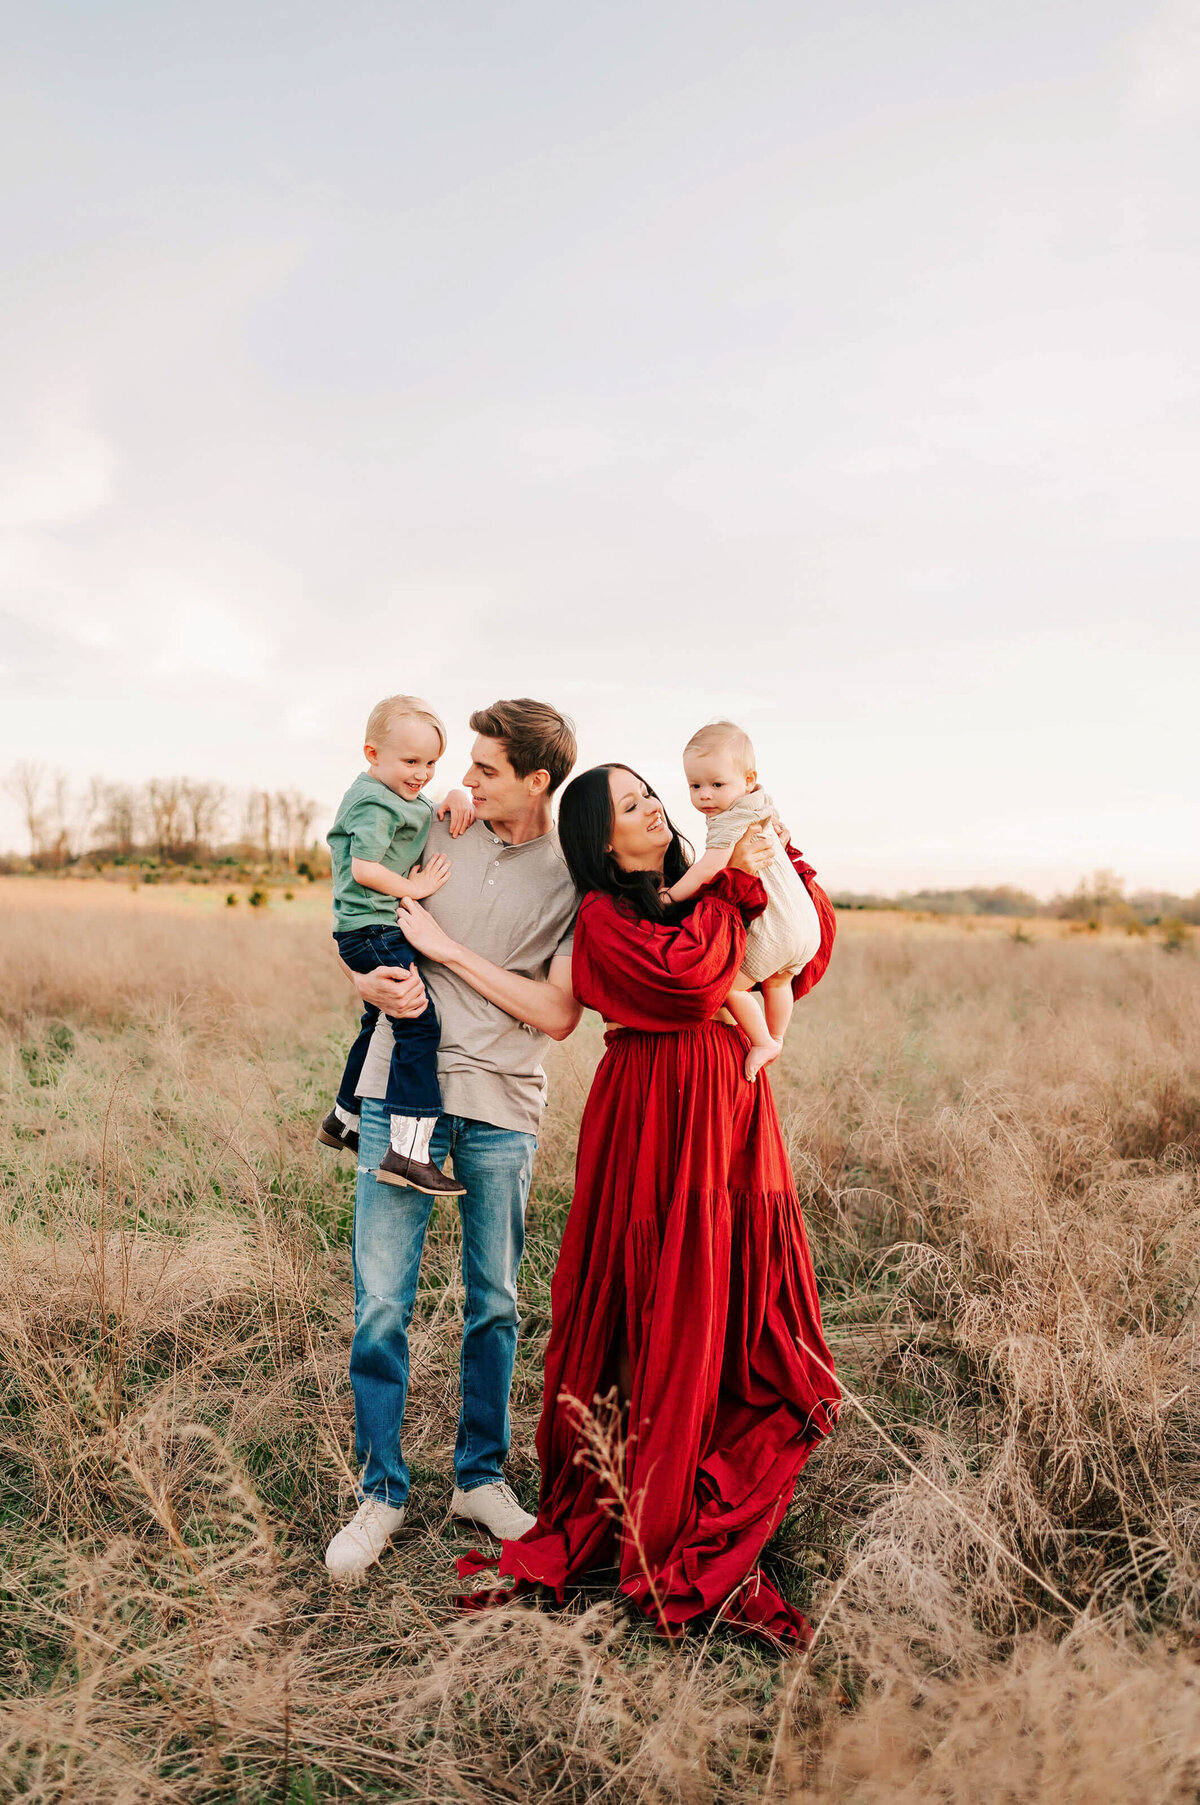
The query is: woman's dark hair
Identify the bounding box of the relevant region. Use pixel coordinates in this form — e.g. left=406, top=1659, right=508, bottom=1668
left=558, top=764, right=694, bottom=923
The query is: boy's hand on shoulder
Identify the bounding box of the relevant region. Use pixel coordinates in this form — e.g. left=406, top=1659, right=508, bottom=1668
left=438, top=790, right=476, bottom=838
left=407, top=853, right=452, bottom=898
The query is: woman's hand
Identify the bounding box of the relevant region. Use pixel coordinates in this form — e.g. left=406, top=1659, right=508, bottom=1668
left=406, top=853, right=452, bottom=898
left=396, top=897, right=459, bottom=964
left=728, top=820, right=775, bottom=878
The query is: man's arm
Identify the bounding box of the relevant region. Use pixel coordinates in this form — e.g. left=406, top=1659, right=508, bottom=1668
left=396, top=899, right=582, bottom=1041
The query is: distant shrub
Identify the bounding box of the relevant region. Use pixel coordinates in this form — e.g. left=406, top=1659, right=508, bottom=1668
left=1161, top=916, right=1191, bottom=953
left=226, top=893, right=238, bottom=907
left=248, top=889, right=268, bottom=909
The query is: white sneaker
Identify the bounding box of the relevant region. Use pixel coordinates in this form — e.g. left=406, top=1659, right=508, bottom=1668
left=450, top=1481, right=536, bottom=1542
left=323, top=1497, right=406, bottom=1579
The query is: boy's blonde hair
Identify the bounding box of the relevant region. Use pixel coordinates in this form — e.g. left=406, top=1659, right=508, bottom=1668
left=684, top=719, right=756, bottom=775
left=365, top=694, right=447, bottom=757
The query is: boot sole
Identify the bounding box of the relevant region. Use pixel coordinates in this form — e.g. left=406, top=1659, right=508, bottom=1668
left=375, top=1167, right=466, bottom=1196
left=316, top=1128, right=350, bottom=1149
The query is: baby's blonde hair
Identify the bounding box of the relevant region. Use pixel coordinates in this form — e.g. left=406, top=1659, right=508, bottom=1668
left=683, top=719, right=756, bottom=776
left=365, top=694, right=447, bottom=757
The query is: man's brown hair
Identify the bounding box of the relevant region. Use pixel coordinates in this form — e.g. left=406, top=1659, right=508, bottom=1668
left=469, top=698, right=577, bottom=794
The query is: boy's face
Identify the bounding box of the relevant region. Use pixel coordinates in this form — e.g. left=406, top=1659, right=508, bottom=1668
left=365, top=718, right=442, bottom=800
left=683, top=747, right=755, bottom=817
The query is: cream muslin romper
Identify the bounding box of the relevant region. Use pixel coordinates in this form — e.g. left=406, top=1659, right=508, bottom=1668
left=705, top=787, right=822, bottom=985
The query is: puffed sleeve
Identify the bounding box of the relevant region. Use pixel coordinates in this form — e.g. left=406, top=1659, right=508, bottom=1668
left=571, top=868, right=767, bottom=1030
left=783, top=842, right=837, bottom=999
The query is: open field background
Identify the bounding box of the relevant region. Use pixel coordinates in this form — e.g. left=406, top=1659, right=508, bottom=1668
left=2, top=879, right=1200, bottom=1802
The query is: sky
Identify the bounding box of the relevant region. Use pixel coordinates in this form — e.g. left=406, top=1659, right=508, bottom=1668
left=1, top=0, right=1198, bottom=893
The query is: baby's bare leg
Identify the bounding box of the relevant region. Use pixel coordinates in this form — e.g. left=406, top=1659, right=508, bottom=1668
left=761, top=972, right=795, bottom=1043
left=726, top=973, right=783, bottom=1083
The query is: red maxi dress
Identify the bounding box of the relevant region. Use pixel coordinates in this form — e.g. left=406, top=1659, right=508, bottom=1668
left=462, top=867, right=839, bottom=1646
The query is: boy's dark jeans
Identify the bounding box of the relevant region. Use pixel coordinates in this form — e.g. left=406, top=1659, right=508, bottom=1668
left=333, top=925, right=441, bottom=1119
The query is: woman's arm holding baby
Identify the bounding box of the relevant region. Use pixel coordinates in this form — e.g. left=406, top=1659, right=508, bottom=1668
left=395, top=901, right=582, bottom=1041
left=664, top=846, right=734, bottom=903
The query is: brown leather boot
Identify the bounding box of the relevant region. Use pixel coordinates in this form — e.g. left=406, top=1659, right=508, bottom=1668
left=317, top=1110, right=359, bottom=1154
left=376, top=1149, right=466, bottom=1195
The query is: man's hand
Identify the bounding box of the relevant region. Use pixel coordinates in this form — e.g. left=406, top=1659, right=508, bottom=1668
left=437, top=790, right=476, bottom=838
left=405, top=853, right=452, bottom=899
left=352, top=963, right=428, bottom=1018
left=396, top=897, right=459, bottom=964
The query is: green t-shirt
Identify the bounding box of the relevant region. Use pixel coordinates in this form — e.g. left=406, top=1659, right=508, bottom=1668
left=328, top=773, right=434, bottom=931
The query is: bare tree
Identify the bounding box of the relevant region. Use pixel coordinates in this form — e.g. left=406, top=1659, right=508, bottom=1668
left=3, top=761, right=46, bottom=858
left=274, top=790, right=319, bottom=868
left=41, top=769, right=72, bottom=867
left=76, top=775, right=108, bottom=856
left=258, top=790, right=273, bottom=865
left=4, top=767, right=313, bottom=868
left=180, top=779, right=227, bottom=858
left=145, top=778, right=186, bottom=860
left=240, top=790, right=274, bottom=864
left=99, top=783, right=139, bottom=856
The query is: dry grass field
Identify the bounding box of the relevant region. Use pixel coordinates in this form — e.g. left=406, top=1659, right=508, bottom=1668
left=2, top=877, right=1200, bottom=1802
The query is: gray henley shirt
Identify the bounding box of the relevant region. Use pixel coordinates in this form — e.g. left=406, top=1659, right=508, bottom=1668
left=354, top=813, right=577, bottom=1136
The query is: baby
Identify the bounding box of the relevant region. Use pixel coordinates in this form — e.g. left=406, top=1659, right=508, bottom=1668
left=667, top=720, right=822, bottom=1082
left=318, top=693, right=473, bottom=1195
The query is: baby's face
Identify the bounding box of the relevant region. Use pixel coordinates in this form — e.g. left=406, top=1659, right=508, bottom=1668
left=683, top=748, right=754, bottom=818
left=366, top=718, right=442, bottom=801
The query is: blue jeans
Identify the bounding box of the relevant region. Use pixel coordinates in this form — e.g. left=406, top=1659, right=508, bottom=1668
left=349, top=1096, right=537, bottom=1505
left=334, top=925, right=441, bottom=1118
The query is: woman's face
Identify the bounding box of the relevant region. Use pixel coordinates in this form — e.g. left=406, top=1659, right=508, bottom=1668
left=607, top=768, right=672, bottom=871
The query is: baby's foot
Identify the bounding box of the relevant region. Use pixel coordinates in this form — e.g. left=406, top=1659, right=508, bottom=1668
left=744, top=1039, right=783, bottom=1083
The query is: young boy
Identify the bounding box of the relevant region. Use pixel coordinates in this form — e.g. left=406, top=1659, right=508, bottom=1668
left=666, top=720, right=822, bottom=1082
left=318, top=694, right=473, bottom=1195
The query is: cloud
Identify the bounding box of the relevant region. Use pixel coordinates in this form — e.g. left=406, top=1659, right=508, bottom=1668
left=518, top=424, right=673, bottom=478
left=0, top=408, right=117, bottom=532
left=1124, top=0, right=1200, bottom=127
left=154, top=597, right=277, bottom=683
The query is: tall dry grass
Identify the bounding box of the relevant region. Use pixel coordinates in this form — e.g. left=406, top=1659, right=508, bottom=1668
left=1, top=886, right=1199, bottom=1801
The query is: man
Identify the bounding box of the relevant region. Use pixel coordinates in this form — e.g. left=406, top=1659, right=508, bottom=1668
left=323, top=698, right=582, bottom=1580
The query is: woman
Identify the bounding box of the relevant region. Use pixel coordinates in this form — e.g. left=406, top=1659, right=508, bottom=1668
left=461, top=765, right=838, bottom=1646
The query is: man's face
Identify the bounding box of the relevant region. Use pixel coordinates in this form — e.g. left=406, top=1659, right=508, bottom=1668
left=463, top=734, right=538, bottom=820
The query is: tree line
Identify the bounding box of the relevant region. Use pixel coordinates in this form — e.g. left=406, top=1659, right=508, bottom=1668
left=2, top=762, right=324, bottom=871
left=831, top=869, right=1200, bottom=928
